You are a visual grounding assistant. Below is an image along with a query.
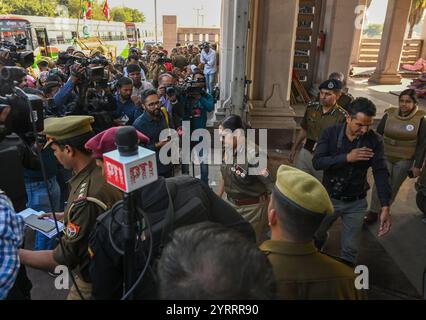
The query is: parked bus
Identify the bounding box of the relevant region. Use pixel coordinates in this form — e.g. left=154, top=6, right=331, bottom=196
left=0, top=15, right=159, bottom=61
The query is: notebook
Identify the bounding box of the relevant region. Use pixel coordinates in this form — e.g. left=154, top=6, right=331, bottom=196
left=17, top=208, right=64, bottom=238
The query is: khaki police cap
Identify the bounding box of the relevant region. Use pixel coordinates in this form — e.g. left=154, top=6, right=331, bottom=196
left=43, top=116, right=94, bottom=149
left=274, top=165, right=334, bottom=215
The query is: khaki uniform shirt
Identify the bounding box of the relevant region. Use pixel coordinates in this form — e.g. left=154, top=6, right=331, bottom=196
left=260, top=240, right=366, bottom=300
left=220, top=143, right=274, bottom=201
left=52, top=161, right=122, bottom=282
left=300, top=102, right=347, bottom=142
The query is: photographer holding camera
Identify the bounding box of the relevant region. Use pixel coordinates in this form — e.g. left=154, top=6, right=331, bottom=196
left=181, top=71, right=214, bottom=185
left=312, top=98, right=392, bottom=265
left=157, top=73, right=185, bottom=129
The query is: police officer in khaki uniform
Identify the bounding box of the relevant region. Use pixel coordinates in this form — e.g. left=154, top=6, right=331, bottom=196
left=328, top=72, right=354, bottom=111
left=260, top=165, right=366, bottom=299
left=217, top=115, right=274, bottom=244
left=289, top=79, right=347, bottom=181
left=19, top=116, right=122, bottom=300
left=365, top=89, right=426, bottom=224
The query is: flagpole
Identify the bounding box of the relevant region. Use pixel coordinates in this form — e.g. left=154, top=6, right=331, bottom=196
left=77, top=0, right=82, bottom=38
left=154, top=0, right=158, bottom=44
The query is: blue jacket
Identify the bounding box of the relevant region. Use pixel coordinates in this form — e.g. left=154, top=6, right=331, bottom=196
left=182, top=93, right=214, bottom=130
left=133, top=112, right=173, bottom=176
left=113, top=94, right=143, bottom=125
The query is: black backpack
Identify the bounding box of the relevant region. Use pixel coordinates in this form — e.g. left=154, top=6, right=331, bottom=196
left=89, top=176, right=212, bottom=299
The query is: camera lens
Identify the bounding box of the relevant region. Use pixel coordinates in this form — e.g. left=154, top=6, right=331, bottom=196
left=166, top=86, right=175, bottom=95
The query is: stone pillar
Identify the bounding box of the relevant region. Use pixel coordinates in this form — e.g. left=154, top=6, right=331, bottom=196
left=163, top=16, right=177, bottom=53
left=216, top=0, right=236, bottom=122
left=247, top=0, right=298, bottom=131
left=419, top=15, right=426, bottom=59
left=229, top=0, right=250, bottom=119
left=350, top=0, right=368, bottom=65
left=316, top=0, right=360, bottom=83
left=369, top=0, right=412, bottom=85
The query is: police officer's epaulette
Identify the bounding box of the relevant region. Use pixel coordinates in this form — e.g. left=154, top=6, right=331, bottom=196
left=335, top=104, right=349, bottom=117
left=320, top=251, right=356, bottom=268
left=73, top=196, right=88, bottom=209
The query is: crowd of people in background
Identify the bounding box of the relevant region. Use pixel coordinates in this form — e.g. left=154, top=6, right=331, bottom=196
left=1, top=36, right=426, bottom=301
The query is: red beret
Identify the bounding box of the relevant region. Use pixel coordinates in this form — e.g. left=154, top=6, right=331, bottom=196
left=85, top=127, right=150, bottom=158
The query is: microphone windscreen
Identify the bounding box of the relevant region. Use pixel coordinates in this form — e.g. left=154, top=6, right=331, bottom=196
left=116, top=126, right=138, bottom=156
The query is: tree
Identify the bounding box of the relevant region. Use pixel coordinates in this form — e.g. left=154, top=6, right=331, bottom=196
left=408, top=0, right=426, bottom=39
left=2, top=0, right=58, bottom=16
left=0, top=0, right=145, bottom=23
left=111, top=7, right=145, bottom=22
left=0, top=2, right=13, bottom=15
left=363, top=24, right=383, bottom=38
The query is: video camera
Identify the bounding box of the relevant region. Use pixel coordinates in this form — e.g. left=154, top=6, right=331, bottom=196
left=0, top=67, right=44, bottom=136
left=0, top=41, right=34, bottom=69
left=58, top=53, right=109, bottom=82
left=180, top=77, right=206, bottom=97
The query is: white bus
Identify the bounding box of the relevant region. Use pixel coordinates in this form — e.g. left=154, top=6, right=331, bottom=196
left=0, top=14, right=157, bottom=60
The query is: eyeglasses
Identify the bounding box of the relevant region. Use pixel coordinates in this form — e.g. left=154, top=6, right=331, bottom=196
left=146, top=101, right=160, bottom=107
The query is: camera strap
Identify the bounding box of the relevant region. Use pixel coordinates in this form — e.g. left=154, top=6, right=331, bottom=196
left=335, top=124, right=363, bottom=194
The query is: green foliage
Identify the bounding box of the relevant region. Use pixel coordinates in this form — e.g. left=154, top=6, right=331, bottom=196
left=0, top=2, right=13, bottom=15
left=363, top=24, right=383, bottom=38
left=2, top=0, right=58, bottom=16
left=0, top=0, right=145, bottom=23
left=110, top=7, right=145, bottom=22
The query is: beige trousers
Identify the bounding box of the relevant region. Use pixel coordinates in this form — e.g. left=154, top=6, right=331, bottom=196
left=369, top=159, right=413, bottom=213
left=295, top=148, right=323, bottom=182
left=67, top=276, right=92, bottom=300
left=227, top=198, right=269, bottom=244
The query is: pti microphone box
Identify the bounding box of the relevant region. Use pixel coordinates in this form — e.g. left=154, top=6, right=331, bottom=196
left=103, top=146, right=158, bottom=193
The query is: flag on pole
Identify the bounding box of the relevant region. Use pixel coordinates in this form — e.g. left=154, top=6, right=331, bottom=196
left=102, top=0, right=111, bottom=21
left=86, top=0, right=93, bottom=19
left=81, top=2, right=87, bottom=19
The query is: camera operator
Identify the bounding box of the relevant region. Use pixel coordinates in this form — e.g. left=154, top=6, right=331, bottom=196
left=112, top=76, right=142, bottom=126
left=85, top=78, right=118, bottom=133
left=181, top=71, right=214, bottom=185
left=52, top=63, right=83, bottom=114
left=157, top=73, right=185, bottom=130
left=127, top=64, right=154, bottom=108
left=148, top=52, right=168, bottom=88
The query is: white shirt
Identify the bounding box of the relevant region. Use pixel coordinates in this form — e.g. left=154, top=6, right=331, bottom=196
left=200, top=48, right=217, bottom=75
left=132, top=81, right=154, bottom=98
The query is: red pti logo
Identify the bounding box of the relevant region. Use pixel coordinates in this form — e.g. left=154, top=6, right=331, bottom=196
left=104, top=156, right=126, bottom=191
left=129, top=160, right=155, bottom=185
